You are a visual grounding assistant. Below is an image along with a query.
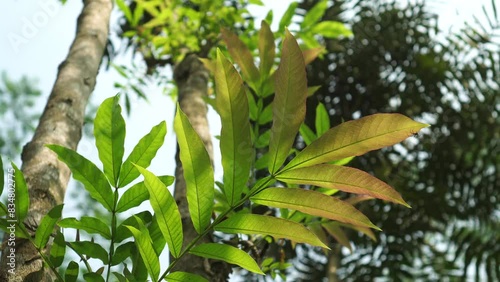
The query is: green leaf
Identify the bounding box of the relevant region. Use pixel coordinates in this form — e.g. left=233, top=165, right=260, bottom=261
left=11, top=162, right=29, bottom=222
left=125, top=223, right=160, bottom=281
left=115, top=211, right=152, bottom=243
left=118, top=121, right=167, bottom=187
left=268, top=30, right=307, bottom=174
left=50, top=231, right=66, bottom=267
left=58, top=217, right=112, bottom=239
left=174, top=105, right=214, bottom=233
left=258, top=20, right=275, bottom=79
left=301, top=0, right=327, bottom=29
left=135, top=166, right=183, bottom=257
left=190, top=243, right=264, bottom=275
left=47, top=145, right=114, bottom=211
left=34, top=204, right=63, bottom=249
left=116, top=0, right=132, bottom=22
left=65, top=261, right=79, bottom=282
left=311, top=21, right=353, bottom=38
left=322, top=222, right=352, bottom=252
left=84, top=272, right=105, bottom=282
left=68, top=241, right=109, bottom=264
left=116, top=176, right=174, bottom=213
left=283, top=114, right=429, bottom=171
left=215, top=49, right=253, bottom=205
left=215, top=214, right=328, bottom=248
left=149, top=216, right=166, bottom=256
left=299, top=123, right=317, bottom=145
left=279, top=2, right=298, bottom=33
left=113, top=272, right=128, bottom=282
left=258, top=102, right=273, bottom=125
left=111, top=242, right=134, bottom=266
left=166, top=272, right=208, bottom=282
left=277, top=164, right=409, bottom=207
left=315, top=103, right=330, bottom=136
left=251, top=188, right=380, bottom=230
left=0, top=157, right=4, bottom=196
left=221, top=29, right=260, bottom=89
left=255, top=130, right=271, bottom=149
left=94, top=95, right=126, bottom=186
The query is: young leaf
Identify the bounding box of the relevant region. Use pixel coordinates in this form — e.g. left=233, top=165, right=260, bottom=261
left=166, top=272, right=208, bottom=282
left=114, top=211, right=152, bottom=243
left=276, top=164, right=409, bottom=207
left=58, top=217, right=112, bottom=239
left=339, top=222, right=377, bottom=242
left=215, top=49, right=253, bottom=206
left=94, top=95, right=126, bottom=186
left=268, top=29, right=307, bottom=174
left=11, top=162, right=29, bottom=222
left=125, top=223, right=160, bottom=281
left=251, top=188, right=380, bottom=230
left=135, top=165, right=183, bottom=257
left=283, top=114, right=429, bottom=171
left=221, top=29, right=260, bottom=89
left=215, top=214, right=328, bottom=248
left=315, top=103, right=330, bottom=136
left=258, top=20, right=275, bottom=79
left=118, top=121, right=167, bottom=188
left=50, top=231, right=66, bottom=267
left=301, top=0, right=328, bottom=29
left=322, top=222, right=352, bottom=252
left=34, top=204, right=63, bottom=249
left=279, top=2, right=299, bottom=33
left=174, top=105, right=214, bottom=233
left=311, top=21, right=353, bottom=38
left=303, top=48, right=324, bottom=65
left=68, top=241, right=109, bottom=264
left=65, top=261, right=79, bottom=282
left=190, top=243, right=264, bottom=275
left=47, top=145, right=114, bottom=211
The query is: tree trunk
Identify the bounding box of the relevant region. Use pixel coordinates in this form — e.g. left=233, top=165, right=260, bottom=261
left=172, top=54, right=231, bottom=281
left=0, top=0, right=112, bottom=280
left=327, top=245, right=341, bottom=282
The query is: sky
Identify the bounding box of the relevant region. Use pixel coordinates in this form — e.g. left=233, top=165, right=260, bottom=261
left=0, top=0, right=493, bottom=279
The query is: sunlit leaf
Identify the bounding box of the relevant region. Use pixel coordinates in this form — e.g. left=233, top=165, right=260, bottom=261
left=311, top=21, right=353, bottom=38
left=166, top=272, right=208, bottom=282
left=301, top=0, right=328, bottom=28
left=251, top=188, right=380, bottom=229
left=283, top=114, right=429, bottom=171
left=94, top=95, right=126, bottom=186
left=215, top=214, right=328, bottom=248
left=215, top=49, right=253, bottom=205
left=118, top=121, right=167, bottom=187
left=174, top=105, right=214, bottom=233
left=116, top=176, right=173, bottom=213
left=268, top=30, right=307, bottom=174
left=47, top=145, right=114, bottom=211
left=135, top=166, right=183, bottom=257
left=190, top=243, right=264, bottom=275
left=279, top=2, right=299, bottom=33
left=11, top=162, right=29, bottom=222
left=58, top=217, right=111, bottom=239
left=34, top=204, right=63, bottom=249
left=125, top=219, right=160, bottom=281
left=258, top=20, right=275, bottom=79
left=277, top=164, right=409, bottom=207
left=221, top=29, right=260, bottom=89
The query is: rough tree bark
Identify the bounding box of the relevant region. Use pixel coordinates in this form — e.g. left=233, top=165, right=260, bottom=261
left=0, top=0, right=112, bottom=280
left=172, top=54, right=231, bottom=281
